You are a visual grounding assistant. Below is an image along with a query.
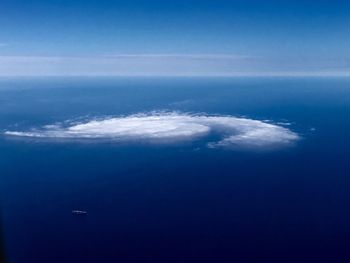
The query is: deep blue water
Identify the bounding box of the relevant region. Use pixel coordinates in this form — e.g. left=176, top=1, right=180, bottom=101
left=1, top=77, right=350, bottom=263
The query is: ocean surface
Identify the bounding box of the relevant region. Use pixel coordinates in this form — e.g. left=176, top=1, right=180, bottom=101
left=1, top=77, right=350, bottom=262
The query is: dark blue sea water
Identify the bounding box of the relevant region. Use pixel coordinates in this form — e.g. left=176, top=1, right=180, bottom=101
left=1, top=77, right=350, bottom=263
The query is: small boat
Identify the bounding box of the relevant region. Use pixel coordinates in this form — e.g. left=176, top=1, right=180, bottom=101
left=72, top=210, right=88, bottom=215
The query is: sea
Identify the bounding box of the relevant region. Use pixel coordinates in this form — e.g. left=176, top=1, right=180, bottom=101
left=1, top=77, right=350, bottom=263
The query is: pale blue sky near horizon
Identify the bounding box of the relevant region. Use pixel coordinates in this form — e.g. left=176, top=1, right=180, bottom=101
left=1, top=0, right=350, bottom=76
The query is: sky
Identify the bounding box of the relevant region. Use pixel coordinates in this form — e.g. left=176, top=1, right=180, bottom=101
left=0, top=0, right=350, bottom=76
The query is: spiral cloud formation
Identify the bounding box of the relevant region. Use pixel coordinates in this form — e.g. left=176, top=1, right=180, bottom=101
left=4, top=112, right=299, bottom=149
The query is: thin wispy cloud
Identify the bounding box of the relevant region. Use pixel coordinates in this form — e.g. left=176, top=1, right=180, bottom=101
left=103, top=54, right=252, bottom=60
left=0, top=54, right=349, bottom=76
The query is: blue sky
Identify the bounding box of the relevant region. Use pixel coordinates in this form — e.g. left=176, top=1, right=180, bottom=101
left=0, top=0, right=350, bottom=76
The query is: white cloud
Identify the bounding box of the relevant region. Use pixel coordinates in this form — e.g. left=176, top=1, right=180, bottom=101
left=4, top=112, right=299, bottom=149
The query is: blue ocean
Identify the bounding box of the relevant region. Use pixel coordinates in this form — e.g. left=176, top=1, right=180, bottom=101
left=1, top=77, right=350, bottom=262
